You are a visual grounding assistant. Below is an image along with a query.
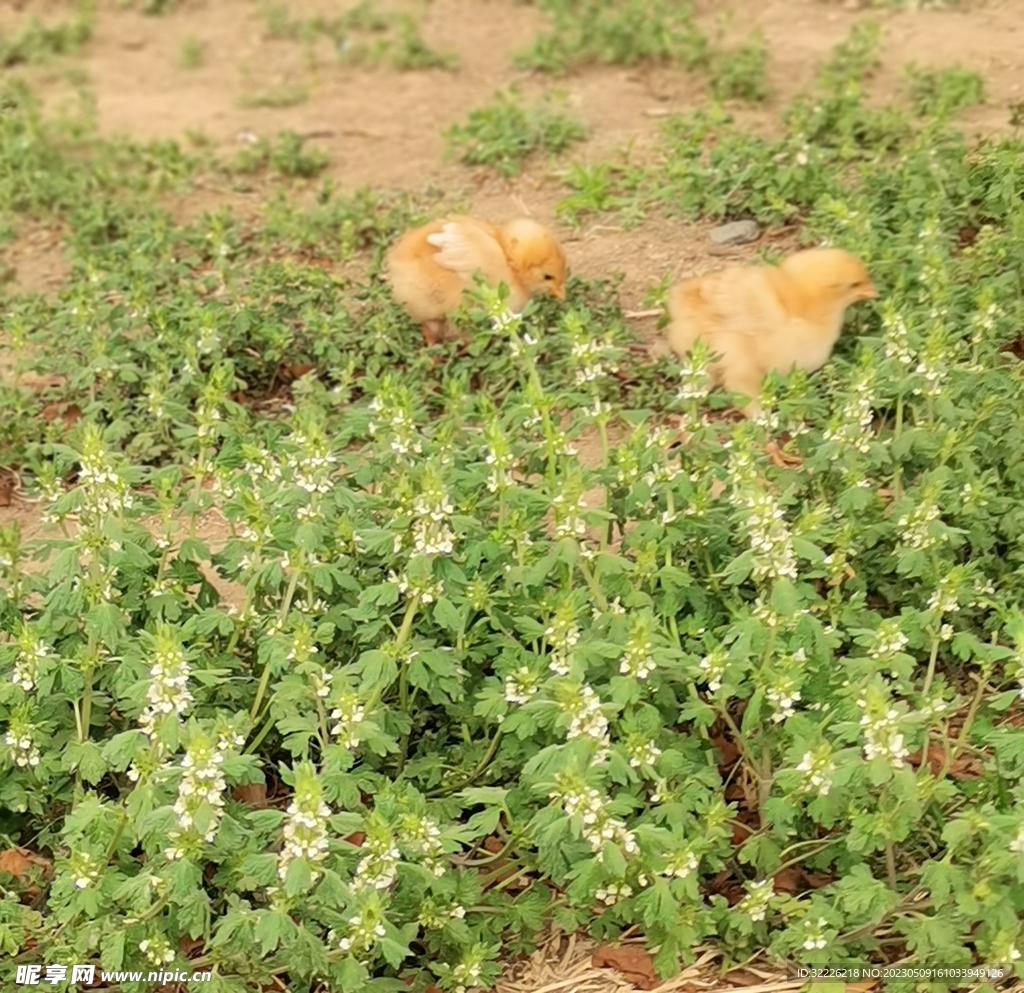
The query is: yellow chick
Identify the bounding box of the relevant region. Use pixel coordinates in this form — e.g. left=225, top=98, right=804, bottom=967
left=666, top=247, right=878, bottom=416
left=386, top=215, right=567, bottom=344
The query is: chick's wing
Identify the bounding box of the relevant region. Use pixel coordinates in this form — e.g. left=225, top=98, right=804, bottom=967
left=425, top=217, right=512, bottom=285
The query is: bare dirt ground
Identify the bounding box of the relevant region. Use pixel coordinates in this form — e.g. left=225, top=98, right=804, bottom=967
left=1, top=1, right=1023, bottom=987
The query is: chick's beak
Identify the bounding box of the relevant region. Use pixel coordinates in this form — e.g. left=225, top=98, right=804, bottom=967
left=552, top=284, right=566, bottom=301
left=862, top=283, right=879, bottom=300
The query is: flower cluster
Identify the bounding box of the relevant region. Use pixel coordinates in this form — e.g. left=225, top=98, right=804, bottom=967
left=561, top=683, right=610, bottom=758
left=857, top=687, right=909, bottom=769
left=11, top=629, right=50, bottom=693
left=662, top=846, right=699, bottom=879
left=74, top=425, right=135, bottom=520
left=737, top=487, right=798, bottom=583
left=163, top=729, right=240, bottom=860
left=550, top=490, right=589, bottom=541
left=350, top=833, right=402, bottom=893
left=137, top=632, right=193, bottom=740
left=595, top=882, right=632, bottom=905
left=483, top=422, right=517, bottom=494
left=544, top=600, right=581, bottom=676
left=627, top=738, right=661, bottom=770
left=388, top=569, right=444, bottom=604
left=802, top=916, right=830, bottom=951
left=368, top=381, right=423, bottom=461
left=676, top=339, right=713, bottom=402
left=398, top=813, right=446, bottom=875
left=568, top=314, right=618, bottom=386
left=550, top=773, right=638, bottom=858
left=881, top=302, right=915, bottom=367
left=285, top=429, right=338, bottom=496
left=895, top=492, right=944, bottom=552
left=823, top=363, right=876, bottom=454
left=766, top=663, right=803, bottom=723
left=139, top=934, right=175, bottom=967
left=796, top=744, right=836, bottom=796
left=504, top=665, right=541, bottom=705
left=4, top=716, right=41, bottom=769
left=738, top=878, right=774, bottom=922
left=410, top=477, right=456, bottom=557
left=868, top=619, right=909, bottom=661
left=330, top=687, right=368, bottom=750
left=276, top=763, right=332, bottom=883
left=334, top=898, right=387, bottom=962
left=619, top=616, right=656, bottom=680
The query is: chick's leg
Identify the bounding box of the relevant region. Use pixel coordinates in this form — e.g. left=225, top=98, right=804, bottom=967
left=421, top=320, right=445, bottom=346
left=721, top=364, right=765, bottom=420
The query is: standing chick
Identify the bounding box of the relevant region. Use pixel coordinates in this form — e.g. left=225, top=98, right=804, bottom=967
left=386, top=216, right=567, bottom=345
left=665, top=247, right=878, bottom=416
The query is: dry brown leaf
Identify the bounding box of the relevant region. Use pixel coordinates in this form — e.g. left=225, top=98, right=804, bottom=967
left=711, top=735, right=740, bottom=769
left=0, top=847, right=52, bottom=899
left=908, top=744, right=984, bottom=779
left=41, top=401, right=82, bottom=429
left=772, top=866, right=804, bottom=894
left=231, top=783, right=268, bottom=807
left=0, top=473, right=12, bottom=507
left=591, top=944, right=659, bottom=991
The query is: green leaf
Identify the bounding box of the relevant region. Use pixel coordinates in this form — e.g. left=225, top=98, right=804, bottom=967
left=433, top=596, right=464, bottom=634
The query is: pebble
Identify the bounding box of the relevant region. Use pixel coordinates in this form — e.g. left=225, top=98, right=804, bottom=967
left=708, top=220, right=760, bottom=245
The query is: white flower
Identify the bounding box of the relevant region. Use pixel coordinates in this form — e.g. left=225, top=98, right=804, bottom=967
left=276, top=764, right=332, bottom=883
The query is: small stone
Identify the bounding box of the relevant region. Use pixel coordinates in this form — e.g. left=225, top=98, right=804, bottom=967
left=708, top=220, right=760, bottom=245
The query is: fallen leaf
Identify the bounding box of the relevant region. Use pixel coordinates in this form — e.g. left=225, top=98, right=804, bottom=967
left=344, top=832, right=366, bottom=847
left=279, top=362, right=317, bottom=382
left=0, top=473, right=11, bottom=507
left=178, top=935, right=204, bottom=955
left=231, top=783, right=268, bottom=808
left=40, top=402, right=81, bottom=429
left=711, top=735, right=740, bottom=768
left=592, top=944, right=660, bottom=990
left=908, top=743, right=946, bottom=776
left=802, top=869, right=834, bottom=889
left=0, top=847, right=53, bottom=899
left=773, top=866, right=804, bottom=893
left=731, top=821, right=755, bottom=845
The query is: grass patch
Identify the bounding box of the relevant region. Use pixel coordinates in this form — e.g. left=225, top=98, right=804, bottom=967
left=179, top=36, right=205, bottom=71
left=258, top=0, right=458, bottom=71
left=0, top=4, right=93, bottom=68
left=710, top=32, right=771, bottom=103
left=239, top=86, right=311, bottom=110
left=516, top=0, right=708, bottom=73
left=446, top=89, right=587, bottom=176
left=905, top=64, right=985, bottom=118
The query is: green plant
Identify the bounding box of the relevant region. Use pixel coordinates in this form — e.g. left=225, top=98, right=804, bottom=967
left=516, top=0, right=708, bottom=73
left=710, top=32, right=771, bottom=103
left=239, top=86, right=310, bottom=110
left=257, top=0, right=458, bottom=71
left=179, top=36, right=205, bottom=71
left=446, top=90, right=587, bottom=177
left=0, top=5, right=93, bottom=68
left=905, top=64, right=985, bottom=118
left=232, top=132, right=330, bottom=178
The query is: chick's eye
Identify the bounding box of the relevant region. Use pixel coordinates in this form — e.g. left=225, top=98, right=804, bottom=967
left=543, top=273, right=555, bottom=281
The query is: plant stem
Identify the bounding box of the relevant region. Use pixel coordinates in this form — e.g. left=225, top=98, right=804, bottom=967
left=576, top=555, right=608, bottom=611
